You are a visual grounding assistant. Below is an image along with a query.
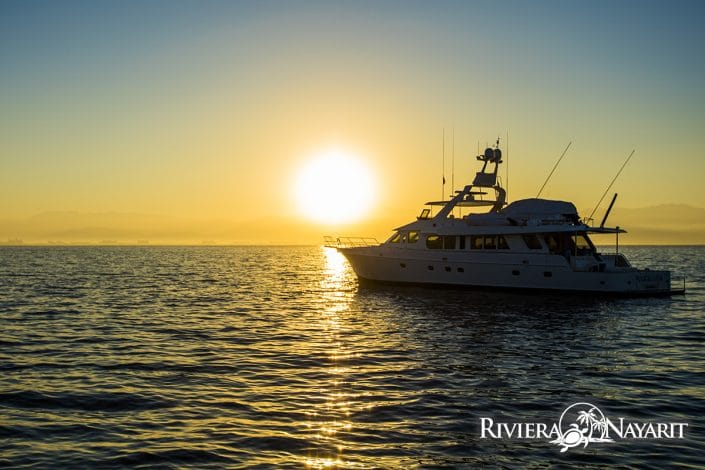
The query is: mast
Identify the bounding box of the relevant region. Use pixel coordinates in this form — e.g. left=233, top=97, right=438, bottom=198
left=452, top=127, right=456, bottom=217
left=506, top=131, right=509, bottom=202
left=426, top=139, right=507, bottom=220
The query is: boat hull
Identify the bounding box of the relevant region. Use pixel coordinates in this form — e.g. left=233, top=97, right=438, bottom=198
left=338, top=247, right=679, bottom=296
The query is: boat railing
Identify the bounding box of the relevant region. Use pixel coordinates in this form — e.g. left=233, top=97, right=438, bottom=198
left=324, top=236, right=379, bottom=248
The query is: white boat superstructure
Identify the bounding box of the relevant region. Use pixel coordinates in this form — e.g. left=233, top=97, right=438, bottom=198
left=327, top=142, right=684, bottom=296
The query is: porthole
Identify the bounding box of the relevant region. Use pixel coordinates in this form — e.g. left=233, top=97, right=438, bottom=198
left=457, top=267, right=464, bottom=273
left=428, top=265, right=434, bottom=271
left=512, top=270, right=520, bottom=276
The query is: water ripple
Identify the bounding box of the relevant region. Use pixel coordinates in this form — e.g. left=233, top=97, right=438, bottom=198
left=0, top=246, right=703, bottom=468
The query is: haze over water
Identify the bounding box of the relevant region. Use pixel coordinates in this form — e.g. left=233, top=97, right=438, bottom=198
left=1, top=246, right=703, bottom=468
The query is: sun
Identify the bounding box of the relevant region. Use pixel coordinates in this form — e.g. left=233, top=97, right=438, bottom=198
left=294, top=150, right=376, bottom=224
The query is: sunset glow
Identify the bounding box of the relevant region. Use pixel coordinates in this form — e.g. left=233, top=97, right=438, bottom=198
left=1, top=2, right=704, bottom=244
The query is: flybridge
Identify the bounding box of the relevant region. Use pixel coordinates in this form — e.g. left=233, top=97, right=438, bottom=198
left=425, top=142, right=507, bottom=216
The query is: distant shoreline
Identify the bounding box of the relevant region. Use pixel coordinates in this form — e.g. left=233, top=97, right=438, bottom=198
left=1, top=243, right=704, bottom=248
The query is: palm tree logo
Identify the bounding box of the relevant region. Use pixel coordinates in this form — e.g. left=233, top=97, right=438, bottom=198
left=551, top=402, right=614, bottom=452
left=577, top=407, right=609, bottom=441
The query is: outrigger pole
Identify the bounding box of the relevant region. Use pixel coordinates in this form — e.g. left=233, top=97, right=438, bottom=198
left=588, top=149, right=636, bottom=221
left=600, top=193, right=619, bottom=228
left=536, top=141, right=572, bottom=198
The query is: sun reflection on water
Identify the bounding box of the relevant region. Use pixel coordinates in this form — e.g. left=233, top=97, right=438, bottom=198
left=320, top=247, right=349, bottom=291
left=302, top=247, right=357, bottom=468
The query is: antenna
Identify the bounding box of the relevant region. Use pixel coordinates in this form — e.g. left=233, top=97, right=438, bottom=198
left=589, top=149, right=636, bottom=220
left=451, top=127, right=455, bottom=196
left=536, top=141, right=572, bottom=198
left=506, top=131, right=509, bottom=201
left=441, top=128, right=446, bottom=201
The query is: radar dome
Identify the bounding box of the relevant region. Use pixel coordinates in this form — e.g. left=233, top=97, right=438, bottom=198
left=484, top=148, right=494, bottom=160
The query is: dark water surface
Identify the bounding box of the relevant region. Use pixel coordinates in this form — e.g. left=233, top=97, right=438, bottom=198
left=1, top=246, right=703, bottom=468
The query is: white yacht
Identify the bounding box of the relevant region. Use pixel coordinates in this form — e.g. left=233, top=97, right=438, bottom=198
left=326, top=143, right=685, bottom=295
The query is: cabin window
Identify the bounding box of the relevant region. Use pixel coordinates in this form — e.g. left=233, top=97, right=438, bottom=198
left=418, top=208, right=431, bottom=220
left=426, top=234, right=443, bottom=249
left=389, top=232, right=402, bottom=243
left=615, top=254, right=630, bottom=267
left=544, top=234, right=560, bottom=253
left=522, top=234, right=542, bottom=250
left=576, top=235, right=590, bottom=249
left=470, top=235, right=506, bottom=249
left=470, top=236, right=483, bottom=249
left=575, top=233, right=593, bottom=255
left=484, top=236, right=496, bottom=249
left=459, top=236, right=466, bottom=249
left=443, top=236, right=456, bottom=249
left=408, top=231, right=420, bottom=244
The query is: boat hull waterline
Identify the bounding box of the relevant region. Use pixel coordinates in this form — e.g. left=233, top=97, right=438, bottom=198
left=339, top=247, right=681, bottom=296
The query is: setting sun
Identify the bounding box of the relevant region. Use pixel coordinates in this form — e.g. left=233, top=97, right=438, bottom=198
left=294, top=150, right=376, bottom=225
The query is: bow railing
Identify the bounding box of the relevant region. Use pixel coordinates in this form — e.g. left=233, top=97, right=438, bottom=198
left=324, top=236, right=379, bottom=248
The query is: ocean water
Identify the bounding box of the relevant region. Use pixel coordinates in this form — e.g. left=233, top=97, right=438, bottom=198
left=0, top=245, right=703, bottom=468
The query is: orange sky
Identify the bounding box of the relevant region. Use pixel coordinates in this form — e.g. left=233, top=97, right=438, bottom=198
left=2, top=2, right=704, bottom=244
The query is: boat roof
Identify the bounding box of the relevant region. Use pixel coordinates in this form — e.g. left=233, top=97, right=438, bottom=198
left=394, top=220, right=626, bottom=236
left=425, top=200, right=496, bottom=207
left=502, top=198, right=577, bottom=218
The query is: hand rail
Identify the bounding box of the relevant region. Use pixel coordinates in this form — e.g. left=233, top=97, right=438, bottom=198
left=324, top=236, right=379, bottom=248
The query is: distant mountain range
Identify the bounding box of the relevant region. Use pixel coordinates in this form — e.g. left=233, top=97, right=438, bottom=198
left=0, top=211, right=345, bottom=245
left=1, top=204, right=704, bottom=245
left=592, top=204, right=705, bottom=244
